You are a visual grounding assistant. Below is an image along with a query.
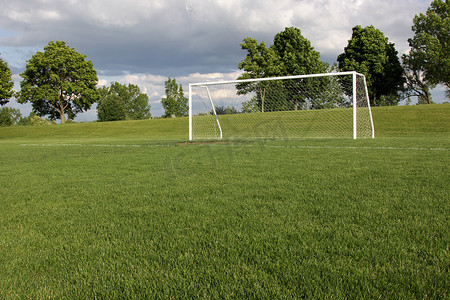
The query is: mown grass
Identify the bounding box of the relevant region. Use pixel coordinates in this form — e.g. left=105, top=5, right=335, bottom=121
left=0, top=104, right=449, bottom=298
left=193, top=107, right=356, bottom=139
left=0, top=117, right=188, bottom=143
left=371, top=103, right=450, bottom=137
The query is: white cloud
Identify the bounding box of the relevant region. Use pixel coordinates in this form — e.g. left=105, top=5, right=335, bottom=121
left=111, top=71, right=244, bottom=117
left=0, top=0, right=438, bottom=120
left=178, top=71, right=243, bottom=85
left=0, top=0, right=430, bottom=74
left=97, top=79, right=108, bottom=86
left=121, top=74, right=166, bottom=96
left=38, top=9, right=62, bottom=21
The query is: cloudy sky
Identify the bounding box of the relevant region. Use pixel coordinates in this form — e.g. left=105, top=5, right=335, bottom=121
left=0, top=0, right=436, bottom=119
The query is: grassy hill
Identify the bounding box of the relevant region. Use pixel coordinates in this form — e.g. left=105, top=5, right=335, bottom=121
left=371, top=103, right=450, bottom=137
left=0, top=116, right=188, bottom=143
left=1, top=103, right=449, bottom=142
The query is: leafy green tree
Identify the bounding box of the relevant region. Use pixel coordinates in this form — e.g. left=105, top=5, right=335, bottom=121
left=124, top=84, right=151, bottom=120
left=0, top=107, right=21, bottom=126
left=405, top=0, right=449, bottom=96
left=308, top=64, right=349, bottom=109
left=161, top=78, right=188, bottom=118
left=272, top=27, right=328, bottom=110
left=0, top=55, right=14, bottom=106
left=402, top=52, right=435, bottom=104
left=97, top=94, right=126, bottom=122
left=236, top=38, right=281, bottom=112
left=272, top=27, right=327, bottom=76
left=237, top=27, right=328, bottom=111
left=17, top=41, right=99, bottom=124
left=237, top=38, right=281, bottom=79
left=97, top=82, right=151, bottom=121
left=337, top=25, right=404, bottom=105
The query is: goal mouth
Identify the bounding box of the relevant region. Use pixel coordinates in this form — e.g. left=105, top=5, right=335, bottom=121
left=176, top=141, right=239, bottom=146
left=189, top=72, right=374, bottom=141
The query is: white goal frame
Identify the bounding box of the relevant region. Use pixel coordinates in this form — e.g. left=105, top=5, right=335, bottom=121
left=188, top=71, right=374, bottom=140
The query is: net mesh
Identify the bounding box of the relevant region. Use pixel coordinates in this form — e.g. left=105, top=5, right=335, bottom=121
left=190, top=73, right=373, bottom=140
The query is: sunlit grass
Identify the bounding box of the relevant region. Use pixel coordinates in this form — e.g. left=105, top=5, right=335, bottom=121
left=0, top=104, right=448, bottom=298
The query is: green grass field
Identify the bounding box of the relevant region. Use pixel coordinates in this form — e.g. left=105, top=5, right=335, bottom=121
left=0, top=104, right=449, bottom=298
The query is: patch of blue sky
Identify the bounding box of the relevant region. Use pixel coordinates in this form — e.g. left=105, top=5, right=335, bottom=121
left=0, top=28, right=19, bottom=38
left=0, top=45, right=43, bottom=72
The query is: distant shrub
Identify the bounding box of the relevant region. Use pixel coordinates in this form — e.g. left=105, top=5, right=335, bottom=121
left=18, top=112, right=55, bottom=126
left=214, top=105, right=239, bottom=115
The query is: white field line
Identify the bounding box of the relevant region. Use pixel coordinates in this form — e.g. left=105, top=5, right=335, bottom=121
left=259, top=145, right=450, bottom=151
left=19, top=143, right=450, bottom=151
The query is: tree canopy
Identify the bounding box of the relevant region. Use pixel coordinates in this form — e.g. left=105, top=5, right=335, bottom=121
left=0, top=107, right=21, bottom=126
left=97, top=82, right=151, bottom=122
left=97, top=94, right=126, bottom=122
left=337, top=25, right=404, bottom=105
left=406, top=0, right=449, bottom=95
left=272, top=27, right=327, bottom=76
left=161, top=78, right=188, bottom=118
left=237, top=38, right=281, bottom=80
left=17, top=41, right=99, bottom=123
left=237, top=27, right=326, bottom=79
left=402, top=51, right=435, bottom=104
left=0, top=55, right=14, bottom=106
left=237, top=27, right=328, bottom=111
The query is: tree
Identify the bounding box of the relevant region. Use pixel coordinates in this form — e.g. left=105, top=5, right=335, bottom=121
left=237, top=27, right=328, bottom=111
left=237, top=37, right=281, bottom=79
left=309, top=64, right=350, bottom=109
left=236, top=37, right=286, bottom=112
left=402, top=52, right=435, bottom=104
left=272, top=27, right=327, bottom=77
left=337, top=25, right=404, bottom=105
left=0, top=107, right=21, bottom=126
left=97, top=82, right=151, bottom=121
left=97, top=94, right=126, bottom=122
left=17, top=41, right=99, bottom=124
left=241, top=97, right=259, bottom=113
left=161, top=78, right=188, bottom=118
left=0, top=55, right=14, bottom=106
left=406, top=0, right=449, bottom=95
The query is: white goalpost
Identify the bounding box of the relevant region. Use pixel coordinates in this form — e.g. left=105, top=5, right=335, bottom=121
left=188, top=71, right=374, bottom=140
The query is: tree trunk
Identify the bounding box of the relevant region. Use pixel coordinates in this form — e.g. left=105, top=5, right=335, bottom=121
left=260, top=87, right=266, bottom=113
left=60, top=110, right=66, bottom=124
left=425, top=90, right=432, bottom=104
left=59, top=100, right=66, bottom=124
left=58, top=90, right=69, bottom=124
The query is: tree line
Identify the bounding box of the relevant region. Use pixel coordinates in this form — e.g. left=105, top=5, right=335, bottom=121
left=237, top=0, right=448, bottom=109
left=0, top=0, right=448, bottom=125
left=0, top=40, right=188, bottom=125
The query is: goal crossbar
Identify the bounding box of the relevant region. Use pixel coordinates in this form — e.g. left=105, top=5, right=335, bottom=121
left=189, top=71, right=359, bottom=87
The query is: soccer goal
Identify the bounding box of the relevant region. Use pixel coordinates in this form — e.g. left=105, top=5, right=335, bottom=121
left=188, top=71, right=374, bottom=140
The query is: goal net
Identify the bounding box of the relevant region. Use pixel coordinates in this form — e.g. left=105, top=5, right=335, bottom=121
left=188, top=72, right=374, bottom=140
